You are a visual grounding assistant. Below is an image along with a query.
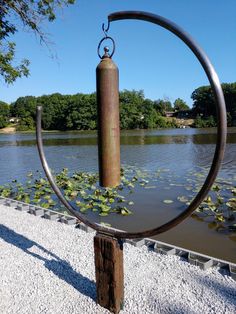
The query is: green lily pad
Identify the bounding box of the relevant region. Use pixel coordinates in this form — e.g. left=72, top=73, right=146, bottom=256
left=177, top=196, right=189, bottom=203
left=99, top=212, right=108, bottom=217
left=144, top=186, right=157, bottom=189
left=163, top=200, right=173, bottom=204
left=100, top=222, right=111, bottom=227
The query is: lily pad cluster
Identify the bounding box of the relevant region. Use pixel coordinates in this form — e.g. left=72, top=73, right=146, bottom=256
left=0, top=165, right=235, bottom=234
left=195, top=181, right=236, bottom=233
left=0, top=167, right=150, bottom=217
left=163, top=168, right=236, bottom=233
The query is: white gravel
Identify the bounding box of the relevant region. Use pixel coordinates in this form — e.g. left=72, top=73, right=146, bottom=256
left=0, top=204, right=236, bottom=314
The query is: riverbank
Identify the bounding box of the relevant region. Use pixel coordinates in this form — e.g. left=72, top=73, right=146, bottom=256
left=0, top=125, right=16, bottom=133
left=0, top=121, right=195, bottom=134
left=0, top=204, right=235, bottom=314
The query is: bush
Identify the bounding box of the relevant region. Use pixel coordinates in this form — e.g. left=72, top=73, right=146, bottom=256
left=194, top=115, right=217, bottom=128
left=0, top=116, right=8, bottom=128
left=16, top=117, right=35, bottom=131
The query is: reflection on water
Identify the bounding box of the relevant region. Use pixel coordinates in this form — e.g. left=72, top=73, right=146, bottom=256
left=1, top=131, right=236, bottom=147
left=0, top=127, right=236, bottom=262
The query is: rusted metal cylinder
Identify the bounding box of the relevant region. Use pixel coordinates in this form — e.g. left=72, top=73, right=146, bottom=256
left=96, top=51, right=120, bottom=187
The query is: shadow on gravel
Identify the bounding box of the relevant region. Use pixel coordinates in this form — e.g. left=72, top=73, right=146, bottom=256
left=0, top=224, right=96, bottom=301
left=192, top=271, right=236, bottom=308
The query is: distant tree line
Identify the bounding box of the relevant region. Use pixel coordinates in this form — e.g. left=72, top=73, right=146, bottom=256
left=3, top=90, right=179, bottom=131
left=0, top=82, right=235, bottom=130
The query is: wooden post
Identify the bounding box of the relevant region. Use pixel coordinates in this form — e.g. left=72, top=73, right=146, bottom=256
left=94, top=233, right=124, bottom=313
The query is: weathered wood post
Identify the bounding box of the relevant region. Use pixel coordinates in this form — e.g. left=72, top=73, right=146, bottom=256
left=95, top=46, right=124, bottom=313
left=94, top=234, right=124, bottom=313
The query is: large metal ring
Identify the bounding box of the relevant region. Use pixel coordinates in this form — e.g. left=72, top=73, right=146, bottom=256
left=36, top=11, right=227, bottom=239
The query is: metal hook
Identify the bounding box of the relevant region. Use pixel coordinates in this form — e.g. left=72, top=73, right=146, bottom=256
left=102, top=19, right=110, bottom=37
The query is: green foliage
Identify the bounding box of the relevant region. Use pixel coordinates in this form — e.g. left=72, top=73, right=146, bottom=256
left=154, top=99, right=173, bottom=115
left=191, top=82, right=236, bottom=126
left=174, top=98, right=189, bottom=111
left=0, top=42, right=30, bottom=84
left=119, top=90, right=145, bottom=129
left=191, top=85, right=215, bottom=117
left=65, top=93, right=97, bottom=130
left=10, top=90, right=178, bottom=131
left=11, top=96, right=37, bottom=118
left=16, top=116, right=35, bottom=131
left=0, top=100, right=10, bottom=128
left=0, top=0, right=75, bottom=84
left=194, top=115, right=217, bottom=128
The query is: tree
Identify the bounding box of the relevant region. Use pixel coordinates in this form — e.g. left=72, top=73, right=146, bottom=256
left=10, top=89, right=180, bottom=131
left=173, top=98, right=189, bottom=111
left=0, top=100, right=10, bottom=128
left=11, top=96, right=37, bottom=118
left=16, top=116, right=35, bottom=131
left=191, top=82, right=236, bottom=126
left=191, top=85, right=215, bottom=117
left=194, top=115, right=216, bottom=128
left=119, top=90, right=145, bottom=129
left=65, top=93, right=97, bottom=130
left=0, top=0, right=75, bottom=84
left=154, top=99, right=173, bottom=115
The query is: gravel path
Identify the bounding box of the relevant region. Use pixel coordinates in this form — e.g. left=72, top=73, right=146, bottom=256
left=0, top=204, right=236, bottom=314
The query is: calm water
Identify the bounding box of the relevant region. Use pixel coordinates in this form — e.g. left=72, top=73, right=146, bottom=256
left=0, top=128, right=235, bottom=262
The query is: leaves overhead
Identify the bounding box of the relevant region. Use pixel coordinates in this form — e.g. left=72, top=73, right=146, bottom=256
left=0, top=0, right=75, bottom=84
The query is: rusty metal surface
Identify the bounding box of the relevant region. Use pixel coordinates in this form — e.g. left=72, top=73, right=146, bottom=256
left=36, top=11, right=227, bottom=239
left=96, top=54, right=120, bottom=187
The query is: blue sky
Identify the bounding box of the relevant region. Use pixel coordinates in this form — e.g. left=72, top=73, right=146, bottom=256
left=1, top=0, right=235, bottom=107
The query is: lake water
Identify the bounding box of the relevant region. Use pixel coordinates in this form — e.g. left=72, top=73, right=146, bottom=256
left=0, top=128, right=235, bottom=262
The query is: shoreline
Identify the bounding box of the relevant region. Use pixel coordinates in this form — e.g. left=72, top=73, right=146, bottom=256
left=0, top=125, right=16, bottom=133
left=0, top=203, right=235, bottom=313
left=0, top=126, right=236, bottom=134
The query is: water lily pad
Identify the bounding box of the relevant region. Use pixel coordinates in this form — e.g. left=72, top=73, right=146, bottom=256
left=163, top=200, right=173, bottom=204
left=212, top=184, right=220, bottom=192
left=216, top=215, right=225, bottom=222
left=185, top=186, right=193, bottom=191
left=99, top=212, right=108, bottom=217
left=100, top=205, right=110, bottom=212
left=121, top=207, right=132, bottom=215
left=144, top=186, right=157, bottom=189
left=80, top=207, right=88, bottom=213
left=177, top=196, right=189, bottom=203
left=100, top=222, right=111, bottom=227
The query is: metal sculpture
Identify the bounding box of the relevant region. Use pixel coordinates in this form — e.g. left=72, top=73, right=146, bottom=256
left=36, top=11, right=227, bottom=314
left=96, top=44, right=120, bottom=187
